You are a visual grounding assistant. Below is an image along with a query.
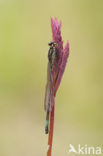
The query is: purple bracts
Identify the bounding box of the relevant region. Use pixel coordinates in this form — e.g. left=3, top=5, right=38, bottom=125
left=51, top=17, right=69, bottom=94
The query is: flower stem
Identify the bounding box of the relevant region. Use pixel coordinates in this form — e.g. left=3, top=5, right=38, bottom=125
left=47, top=104, right=54, bottom=156
left=47, top=70, right=60, bottom=156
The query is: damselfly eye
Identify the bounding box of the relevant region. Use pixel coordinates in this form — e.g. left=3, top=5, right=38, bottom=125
left=48, top=42, right=53, bottom=46
left=53, top=42, right=57, bottom=47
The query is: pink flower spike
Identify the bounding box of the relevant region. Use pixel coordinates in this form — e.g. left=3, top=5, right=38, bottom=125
left=46, top=17, right=70, bottom=156
left=54, top=42, right=69, bottom=95
left=51, top=18, right=69, bottom=95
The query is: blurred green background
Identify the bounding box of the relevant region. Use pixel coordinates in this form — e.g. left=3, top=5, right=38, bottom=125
left=0, top=0, right=103, bottom=155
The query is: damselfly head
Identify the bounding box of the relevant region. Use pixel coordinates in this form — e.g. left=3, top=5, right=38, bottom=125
left=48, top=42, right=57, bottom=48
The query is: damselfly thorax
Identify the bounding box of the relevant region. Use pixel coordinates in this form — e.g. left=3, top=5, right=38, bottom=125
left=48, top=42, right=57, bottom=70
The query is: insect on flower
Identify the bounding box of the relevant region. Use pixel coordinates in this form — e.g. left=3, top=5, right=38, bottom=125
left=44, top=41, right=58, bottom=134
left=44, top=17, right=69, bottom=156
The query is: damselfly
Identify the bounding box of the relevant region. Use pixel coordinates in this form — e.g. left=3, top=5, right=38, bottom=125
left=44, top=42, right=57, bottom=134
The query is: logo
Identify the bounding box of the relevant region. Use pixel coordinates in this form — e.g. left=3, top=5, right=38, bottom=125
left=68, top=144, right=102, bottom=155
